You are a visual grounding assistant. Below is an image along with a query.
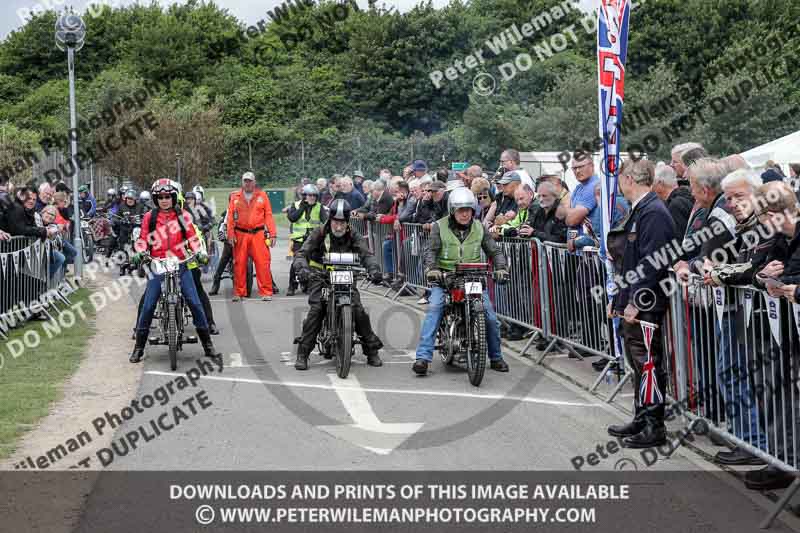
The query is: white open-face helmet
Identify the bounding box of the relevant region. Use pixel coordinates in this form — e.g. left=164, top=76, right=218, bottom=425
left=448, top=187, right=477, bottom=215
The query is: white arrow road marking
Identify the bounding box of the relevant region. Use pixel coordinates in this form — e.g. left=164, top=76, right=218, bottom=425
left=316, top=374, right=423, bottom=455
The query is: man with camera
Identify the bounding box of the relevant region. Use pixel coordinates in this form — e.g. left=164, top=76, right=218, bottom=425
left=286, top=184, right=328, bottom=296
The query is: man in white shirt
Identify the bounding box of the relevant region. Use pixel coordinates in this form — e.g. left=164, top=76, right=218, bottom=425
left=500, top=149, right=535, bottom=191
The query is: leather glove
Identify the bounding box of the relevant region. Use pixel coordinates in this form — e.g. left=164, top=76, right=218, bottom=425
left=492, top=269, right=510, bottom=283
left=297, top=268, right=310, bottom=284
left=196, top=252, right=209, bottom=265
left=370, top=271, right=383, bottom=284
left=426, top=269, right=443, bottom=284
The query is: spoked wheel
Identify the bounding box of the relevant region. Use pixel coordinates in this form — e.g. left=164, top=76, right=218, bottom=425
left=246, top=258, right=254, bottom=297
left=466, top=299, right=487, bottom=387
left=82, top=229, right=95, bottom=263
left=167, top=302, right=178, bottom=371
left=335, top=304, right=353, bottom=379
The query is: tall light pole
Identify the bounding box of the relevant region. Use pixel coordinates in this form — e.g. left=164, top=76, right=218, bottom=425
left=55, top=11, right=86, bottom=279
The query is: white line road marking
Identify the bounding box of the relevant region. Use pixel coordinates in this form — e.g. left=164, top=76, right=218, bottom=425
left=317, top=374, right=424, bottom=455
left=144, top=371, right=601, bottom=407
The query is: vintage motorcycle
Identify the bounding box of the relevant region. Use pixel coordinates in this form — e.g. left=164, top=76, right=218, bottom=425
left=313, top=252, right=366, bottom=379
left=435, top=263, right=491, bottom=387
left=142, top=252, right=198, bottom=371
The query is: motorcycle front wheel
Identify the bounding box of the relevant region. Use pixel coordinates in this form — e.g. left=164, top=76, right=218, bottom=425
left=466, top=298, right=487, bottom=387
left=167, top=302, right=178, bottom=371
left=335, top=304, right=353, bottom=379
left=82, top=229, right=95, bottom=263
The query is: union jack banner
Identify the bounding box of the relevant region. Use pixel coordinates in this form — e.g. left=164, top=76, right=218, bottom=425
left=597, top=0, right=630, bottom=245
left=639, top=320, right=663, bottom=406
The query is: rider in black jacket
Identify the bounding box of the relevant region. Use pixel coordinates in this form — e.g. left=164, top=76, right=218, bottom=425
left=291, top=199, right=384, bottom=370
left=113, top=190, right=146, bottom=253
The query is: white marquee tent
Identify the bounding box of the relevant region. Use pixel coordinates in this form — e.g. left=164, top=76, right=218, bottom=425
left=741, top=130, right=800, bottom=168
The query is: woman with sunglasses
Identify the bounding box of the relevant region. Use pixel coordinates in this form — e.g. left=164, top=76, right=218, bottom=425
left=128, top=179, right=222, bottom=364
left=470, top=177, right=494, bottom=224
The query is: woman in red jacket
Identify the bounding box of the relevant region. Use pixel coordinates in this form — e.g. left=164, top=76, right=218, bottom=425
left=129, top=179, right=221, bottom=364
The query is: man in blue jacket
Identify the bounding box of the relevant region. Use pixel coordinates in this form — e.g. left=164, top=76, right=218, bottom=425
left=607, top=158, right=676, bottom=449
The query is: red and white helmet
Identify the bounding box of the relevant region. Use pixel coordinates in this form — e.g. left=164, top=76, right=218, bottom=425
left=151, top=178, right=178, bottom=206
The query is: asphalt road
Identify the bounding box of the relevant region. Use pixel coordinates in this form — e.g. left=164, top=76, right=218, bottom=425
left=105, top=241, right=667, bottom=470
left=68, top=240, right=798, bottom=532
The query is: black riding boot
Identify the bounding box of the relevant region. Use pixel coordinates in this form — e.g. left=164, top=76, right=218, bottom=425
left=608, top=405, right=646, bottom=438
left=197, top=328, right=222, bottom=361
left=209, top=278, right=221, bottom=296
left=129, top=330, right=148, bottom=363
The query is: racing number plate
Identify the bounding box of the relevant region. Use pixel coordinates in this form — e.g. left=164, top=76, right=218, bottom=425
left=465, top=281, right=483, bottom=295
left=330, top=271, right=353, bottom=284
left=152, top=257, right=180, bottom=275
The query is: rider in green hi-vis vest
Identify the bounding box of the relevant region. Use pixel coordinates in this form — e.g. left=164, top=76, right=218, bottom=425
left=286, top=184, right=328, bottom=296
left=412, top=187, right=511, bottom=376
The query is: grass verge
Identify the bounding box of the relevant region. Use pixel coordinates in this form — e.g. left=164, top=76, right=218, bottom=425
left=0, top=288, right=95, bottom=460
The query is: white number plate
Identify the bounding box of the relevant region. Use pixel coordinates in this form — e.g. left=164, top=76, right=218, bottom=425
left=465, top=281, right=483, bottom=295
left=152, top=257, right=180, bottom=275
left=330, top=271, right=353, bottom=284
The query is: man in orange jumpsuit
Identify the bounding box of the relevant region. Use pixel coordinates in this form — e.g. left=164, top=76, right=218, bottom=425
left=227, top=171, right=277, bottom=301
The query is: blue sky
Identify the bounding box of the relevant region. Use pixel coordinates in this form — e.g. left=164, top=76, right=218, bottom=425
left=2, top=0, right=596, bottom=42
left=0, top=0, right=447, bottom=41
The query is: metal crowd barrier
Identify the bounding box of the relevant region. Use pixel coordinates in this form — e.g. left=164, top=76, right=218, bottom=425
left=396, top=223, right=429, bottom=292
left=353, top=213, right=800, bottom=526
left=355, top=219, right=632, bottom=401
left=491, top=237, right=544, bottom=334
left=0, top=236, right=72, bottom=339
left=665, top=272, right=800, bottom=527
left=536, top=243, right=610, bottom=358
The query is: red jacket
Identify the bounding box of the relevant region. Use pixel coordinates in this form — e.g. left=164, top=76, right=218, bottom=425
left=135, top=209, right=200, bottom=259
left=378, top=200, right=405, bottom=242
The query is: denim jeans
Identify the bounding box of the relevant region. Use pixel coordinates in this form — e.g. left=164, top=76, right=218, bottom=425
left=717, top=313, right=766, bottom=448
left=382, top=239, right=394, bottom=274
left=61, top=240, right=77, bottom=265
left=49, top=250, right=65, bottom=280
left=416, top=286, right=502, bottom=361
left=136, top=265, right=208, bottom=333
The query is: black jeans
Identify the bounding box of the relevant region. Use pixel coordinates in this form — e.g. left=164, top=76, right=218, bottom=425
left=288, top=240, right=304, bottom=291
left=213, top=241, right=234, bottom=282
left=192, top=267, right=215, bottom=326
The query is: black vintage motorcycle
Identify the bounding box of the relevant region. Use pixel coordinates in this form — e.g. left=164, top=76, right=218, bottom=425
left=314, top=252, right=366, bottom=379
left=436, top=263, right=491, bottom=387
left=143, top=252, right=198, bottom=370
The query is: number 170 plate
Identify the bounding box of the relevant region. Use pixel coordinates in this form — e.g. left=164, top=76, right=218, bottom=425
left=465, top=282, right=483, bottom=295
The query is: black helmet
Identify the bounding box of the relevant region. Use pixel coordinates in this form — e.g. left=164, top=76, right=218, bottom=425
left=329, top=199, right=351, bottom=221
